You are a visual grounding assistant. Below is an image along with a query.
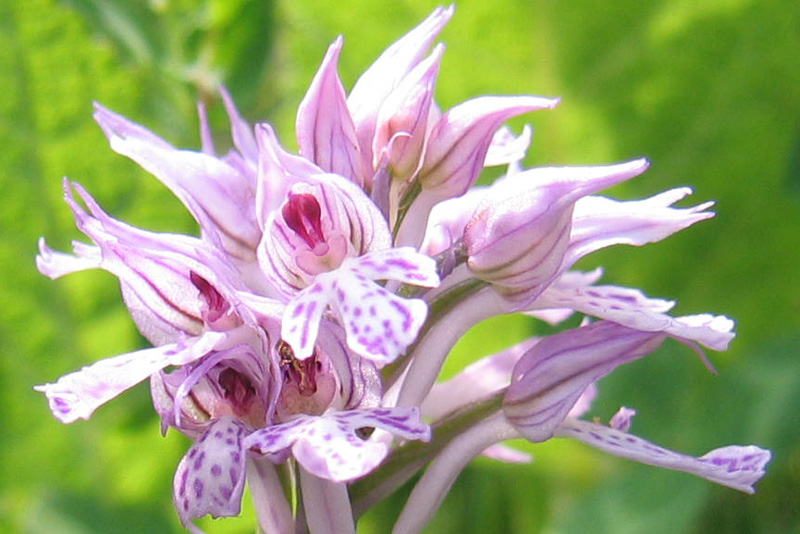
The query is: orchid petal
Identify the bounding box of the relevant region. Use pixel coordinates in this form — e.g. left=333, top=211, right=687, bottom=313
left=219, top=87, right=259, bottom=164
left=59, top=180, right=246, bottom=344
left=255, top=123, right=325, bottom=224
left=93, top=104, right=260, bottom=259
left=484, top=124, right=532, bottom=167
left=260, top=177, right=394, bottom=296
left=282, top=250, right=437, bottom=364
left=609, top=406, right=636, bottom=432
left=503, top=321, right=666, bottom=442
left=564, top=187, right=715, bottom=270
left=420, top=186, right=485, bottom=257
left=352, top=247, right=439, bottom=286
left=36, top=237, right=100, bottom=279
left=373, top=44, right=443, bottom=178
left=465, top=159, right=649, bottom=303
left=173, top=417, right=248, bottom=527
left=523, top=269, right=604, bottom=325
left=556, top=418, right=770, bottom=493
left=35, top=331, right=225, bottom=423
left=348, top=5, right=454, bottom=167
left=419, top=95, right=560, bottom=197
left=297, top=36, right=365, bottom=186
left=245, top=407, right=430, bottom=482
left=534, top=283, right=735, bottom=351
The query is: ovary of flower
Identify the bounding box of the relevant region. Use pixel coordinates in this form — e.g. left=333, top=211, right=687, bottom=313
left=281, top=247, right=439, bottom=365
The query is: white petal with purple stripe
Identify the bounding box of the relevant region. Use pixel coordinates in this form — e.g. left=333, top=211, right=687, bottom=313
left=556, top=418, right=770, bottom=493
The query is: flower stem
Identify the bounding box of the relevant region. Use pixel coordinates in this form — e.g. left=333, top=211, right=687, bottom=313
left=392, top=413, right=519, bottom=534
left=299, top=467, right=356, bottom=534
left=395, top=285, right=507, bottom=408
left=247, top=457, right=295, bottom=534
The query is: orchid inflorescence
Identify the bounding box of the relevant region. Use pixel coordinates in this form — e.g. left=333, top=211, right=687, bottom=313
left=35, top=6, right=769, bottom=534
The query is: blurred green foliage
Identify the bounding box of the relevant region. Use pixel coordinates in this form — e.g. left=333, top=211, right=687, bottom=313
left=1, top=0, right=798, bottom=533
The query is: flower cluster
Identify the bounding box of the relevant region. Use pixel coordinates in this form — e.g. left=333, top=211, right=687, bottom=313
left=36, top=6, right=769, bottom=534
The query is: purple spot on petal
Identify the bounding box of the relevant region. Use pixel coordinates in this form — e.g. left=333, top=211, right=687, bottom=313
left=389, top=300, right=413, bottom=332
left=193, top=452, right=206, bottom=470
left=179, top=469, right=189, bottom=493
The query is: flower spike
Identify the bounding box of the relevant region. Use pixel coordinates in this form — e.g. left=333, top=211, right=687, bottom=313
left=33, top=7, right=769, bottom=533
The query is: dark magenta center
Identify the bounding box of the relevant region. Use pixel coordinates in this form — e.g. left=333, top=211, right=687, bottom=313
left=282, top=193, right=326, bottom=249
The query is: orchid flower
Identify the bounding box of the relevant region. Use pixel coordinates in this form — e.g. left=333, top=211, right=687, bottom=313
left=35, top=6, right=769, bottom=534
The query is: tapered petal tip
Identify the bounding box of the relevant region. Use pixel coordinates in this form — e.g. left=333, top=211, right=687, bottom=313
left=34, top=384, right=92, bottom=423
left=697, top=445, right=772, bottom=494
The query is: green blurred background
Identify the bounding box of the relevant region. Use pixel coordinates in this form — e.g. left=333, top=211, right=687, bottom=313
left=1, top=0, right=798, bottom=532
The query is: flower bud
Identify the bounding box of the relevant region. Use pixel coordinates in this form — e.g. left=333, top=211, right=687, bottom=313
left=464, top=159, right=649, bottom=303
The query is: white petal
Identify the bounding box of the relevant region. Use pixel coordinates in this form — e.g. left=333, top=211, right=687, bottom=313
left=173, top=417, right=248, bottom=526
left=556, top=418, right=770, bottom=493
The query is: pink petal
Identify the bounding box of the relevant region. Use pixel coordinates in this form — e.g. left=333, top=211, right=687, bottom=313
left=484, top=125, right=532, bottom=167
left=348, top=5, right=455, bottom=168
left=418, top=95, right=560, bottom=197
left=504, top=321, right=666, bottom=442
left=564, top=187, right=715, bottom=270
left=372, top=44, right=443, bottom=177
left=352, top=247, right=439, bottom=287
left=36, top=237, right=100, bottom=279
left=464, top=159, right=648, bottom=303
left=297, top=36, right=365, bottom=186
left=93, top=104, right=260, bottom=259
left=609, top=406, right=636, bottom=432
